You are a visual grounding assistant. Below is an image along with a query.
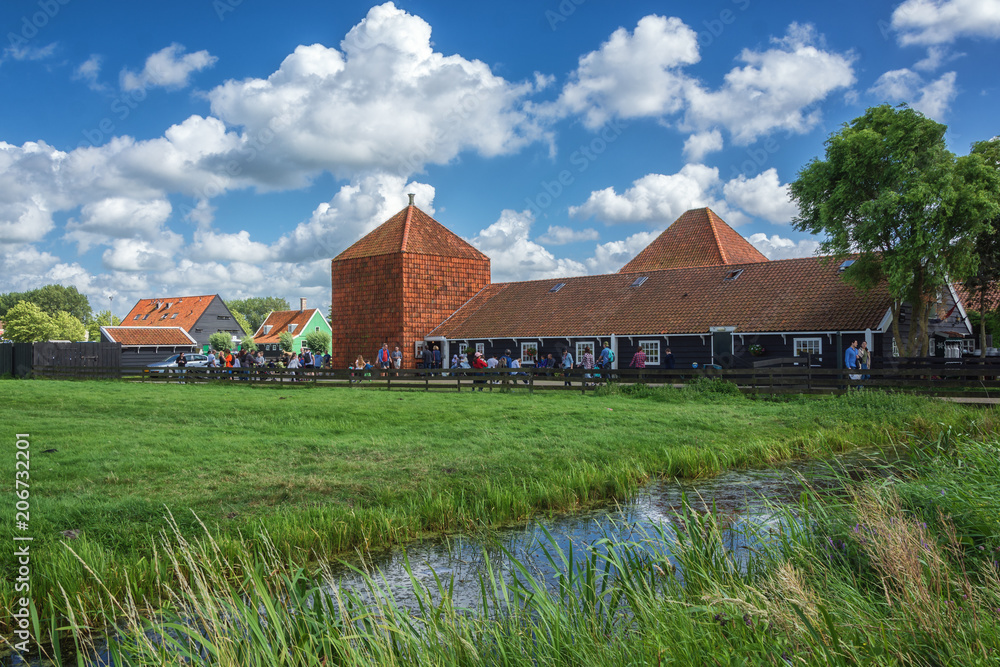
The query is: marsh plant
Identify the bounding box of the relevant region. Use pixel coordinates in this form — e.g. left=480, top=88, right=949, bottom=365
left=13, top=421, right=1000, bottom=665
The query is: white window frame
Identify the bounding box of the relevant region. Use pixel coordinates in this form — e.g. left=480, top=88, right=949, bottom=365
left=892, top=337, right=900, bottom=357
left=414, top=341, right=427, bottom=358
left=476, top=342, right=485, bottom=355
left=960, top=339, right=976, bottom=354
left=638, top=340, right=660, bottom=365
left=520, top=342, right=538, bottom=365
left=793, top=337, right=822, bottom=357
left=457, top=343, right=468, bottom=356
left=575, top=341, right=594, bottom=363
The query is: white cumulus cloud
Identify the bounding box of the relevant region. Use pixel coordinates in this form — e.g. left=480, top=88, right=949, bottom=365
left=120, top=43, right=218, bottom=91
left=553, top=15, right=699, bottom=128
left=892, top=0, right=1000, bottom=45
left=683, top=24, right=856, bottom=144
left=869, top=68, right=958, bottom=119
left=683, top=129, right=724, bottom=161
left=469, top=209, right=587, bottom=282
left=746, top=233, right=820, bottom=260
left=723, top=169, right=798, bottom=224
left=536, top=225, right=600, bottom=245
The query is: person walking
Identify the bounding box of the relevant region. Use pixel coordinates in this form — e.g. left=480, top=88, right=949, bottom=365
left=857, top=340, right=871, bottom=381
left=562, top=348, right=574, bottom=386
left=392, top=345, right=403, bottom=370
left=630, top=346, right=646, bottom=369
left=582, top=346, right=595, bottom=385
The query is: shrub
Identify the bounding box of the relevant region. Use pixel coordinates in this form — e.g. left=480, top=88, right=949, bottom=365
left=209, top=331, right=232, bottom=353
left=684, top=377, right=742, bottom=396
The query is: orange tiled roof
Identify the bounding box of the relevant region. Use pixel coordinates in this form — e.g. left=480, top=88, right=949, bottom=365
left=953, top=282, right=1000, bottom=312
left=334, top=204, right=489, bottom=261
left=123, top=295, right=219, bottom=331
left=254, top=308, right=324, bottom=344
left=619, top=208, right=768, bottom=273
left=101, top=327, right=197, bottom=346
left=431, top=256, right=891, bottom=339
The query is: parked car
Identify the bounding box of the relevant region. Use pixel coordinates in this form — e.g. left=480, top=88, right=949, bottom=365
left=148, top=353, right=210, bottom=371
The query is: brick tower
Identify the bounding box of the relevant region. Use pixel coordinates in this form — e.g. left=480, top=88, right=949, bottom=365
left=331, top=195, right=491, bottom=368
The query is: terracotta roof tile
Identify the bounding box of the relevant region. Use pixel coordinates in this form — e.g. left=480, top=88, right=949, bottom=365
left=431, top=256, right=891, bottom=339
left=954, top=282, right=1000, bottom=312
left=254, top=309, right=324, bottom=344
left=101, top=327, right=197, bottom=346
left=619, top=208, right=767, bottom=273
left=334, top=205, right=488, bottom=261
left=123, top=295, right=219, bottom=333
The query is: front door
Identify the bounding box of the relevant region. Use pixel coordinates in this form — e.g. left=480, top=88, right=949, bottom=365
left=712, top=330, right=733, bottom=366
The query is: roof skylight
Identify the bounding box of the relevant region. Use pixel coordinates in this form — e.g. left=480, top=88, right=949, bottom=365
left=838, top=260, right=855, bottom=272
left=631, top=276, right=648, bottom=287
left=724, top=269, right=743, bottom=281
left=549, top=282, right=566, bottom=293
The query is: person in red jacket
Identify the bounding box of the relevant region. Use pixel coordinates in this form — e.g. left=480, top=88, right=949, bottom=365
left=471, top=350, right=488, bottom=391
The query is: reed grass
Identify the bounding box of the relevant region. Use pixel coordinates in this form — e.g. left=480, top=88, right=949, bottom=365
left=0, top=380, right=993, bottom=655
left=9, top=418, right=1000, bottom=665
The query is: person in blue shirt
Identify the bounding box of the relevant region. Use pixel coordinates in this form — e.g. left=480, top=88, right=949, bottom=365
left=845, top=340, right=858, bottom=370
left=598, top=342, right=614, bottom=369
left=500, top=349, right=513, bottom=367
left=562, top=349, right=574, bottom=386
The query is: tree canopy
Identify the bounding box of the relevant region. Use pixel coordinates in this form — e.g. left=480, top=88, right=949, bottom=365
left=962, top=137, right=1000, bottom=356
left=790, top=106, right=1000, bottom=357
left=3, top=302, right=56, bottom=342
left=226, top=297, right=290, bottom=333
left=305, top=330, right=331, bottom=355
left=0, top=284, right=92, bottom=323
left=87, top=310, right=122, bottom=343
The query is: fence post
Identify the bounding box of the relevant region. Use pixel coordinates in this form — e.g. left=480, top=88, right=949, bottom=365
left=529, top=368, right=534, bottom=394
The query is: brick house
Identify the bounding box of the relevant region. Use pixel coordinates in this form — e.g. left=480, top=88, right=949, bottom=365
left=330, top=194, right=490, bottom=368
left=253, top=299, right=333, bottom=357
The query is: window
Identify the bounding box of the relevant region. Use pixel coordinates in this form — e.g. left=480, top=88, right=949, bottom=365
left=315, top=326, right=320, bottom=331
left=170, top=313, right=177, bottom=319
left=160, top=314, right=168, bottom=320
left=520, top=342, right=538, bottom=364
left=960, top=339, right=976, bottom=354
left=194, top=328, right=202, bottom=333
left=476, top=343, right=485, bottom=355
left=142, top=314, right=149, bottom=320
left=892, top=338, right=900, bottom=357
left=638, top=340, right=660, bottom=365
left=288, top=324, right=298, bottom=333
left=793, top=338, right=822, bottom=357
left=724, top=269, right=744, bottom=281
left=838, top=260, right=855, bottom=272
left=414, top=341, right=427, bottom=358
left=549, top=282, right=565, bottom=292
left=262, top=325, right=272, bottom=335
left=631, top=276, right=648, bottom=287
left=576, top=341, right=594, bottom=362
left=132, top=314, right=140, bottom=320
left=458, top=342, right=468, bottom=356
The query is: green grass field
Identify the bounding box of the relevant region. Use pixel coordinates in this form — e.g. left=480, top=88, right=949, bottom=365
left=0, top=379, right=993, bottom=635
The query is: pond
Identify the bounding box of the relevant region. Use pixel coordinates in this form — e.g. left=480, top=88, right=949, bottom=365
left=3, top=447, right=889, bottom=666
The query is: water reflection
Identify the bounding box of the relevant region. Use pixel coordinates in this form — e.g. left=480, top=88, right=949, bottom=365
left=4, top=448, right=887, bottom=666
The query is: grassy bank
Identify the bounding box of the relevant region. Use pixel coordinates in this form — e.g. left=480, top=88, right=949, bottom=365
left=0, top=379, right=992, bottom=635
left=32, top=420, right=1000, bottom=665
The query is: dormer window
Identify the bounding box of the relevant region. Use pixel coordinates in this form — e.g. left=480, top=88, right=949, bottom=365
left=132, top=315, right=140, bottom=320
left=724, top=269, right=743, bottom=281
left=288, top=324, right=298, bottom=333
left=170, top=313, right=177, bottom=319
left=263, top=325, right=272, bottom=335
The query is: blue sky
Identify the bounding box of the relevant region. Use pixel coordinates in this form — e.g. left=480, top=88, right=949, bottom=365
left=1, top=0, right=998, bottom=316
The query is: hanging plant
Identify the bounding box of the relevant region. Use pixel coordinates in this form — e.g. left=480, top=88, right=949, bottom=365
left=748, top=344, right=765, bottom=357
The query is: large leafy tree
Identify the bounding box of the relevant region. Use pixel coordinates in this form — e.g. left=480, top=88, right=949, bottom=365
left=226, top=297, right=290, bottom=333
left=230, top=310, right=253, bottom=337
left=962, top=137, right=1000, bottom=357
left=0, top=284, right=92, bottom=323
left=791, top=106, right=1000, bottom=357
left=3, top=302, right=56, bottom=342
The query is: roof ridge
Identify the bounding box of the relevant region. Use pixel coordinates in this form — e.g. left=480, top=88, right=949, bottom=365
left=400, top=205, right=413, bottom=251
left=706, top=209, right=727, bottom=264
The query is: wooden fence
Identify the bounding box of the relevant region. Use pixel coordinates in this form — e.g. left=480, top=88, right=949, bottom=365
left=27, top=362, right=1000, bottom=397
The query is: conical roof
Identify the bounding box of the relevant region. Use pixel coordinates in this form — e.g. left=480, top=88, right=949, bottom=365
left=618, top=208, right=767, bottom=273
left=334, top=203, right=488, bottom=262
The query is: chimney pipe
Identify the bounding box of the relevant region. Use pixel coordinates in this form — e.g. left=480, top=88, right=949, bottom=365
left=300, top=297, right=306, bottom=311
left=407, top=193, right=415, bottom=206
